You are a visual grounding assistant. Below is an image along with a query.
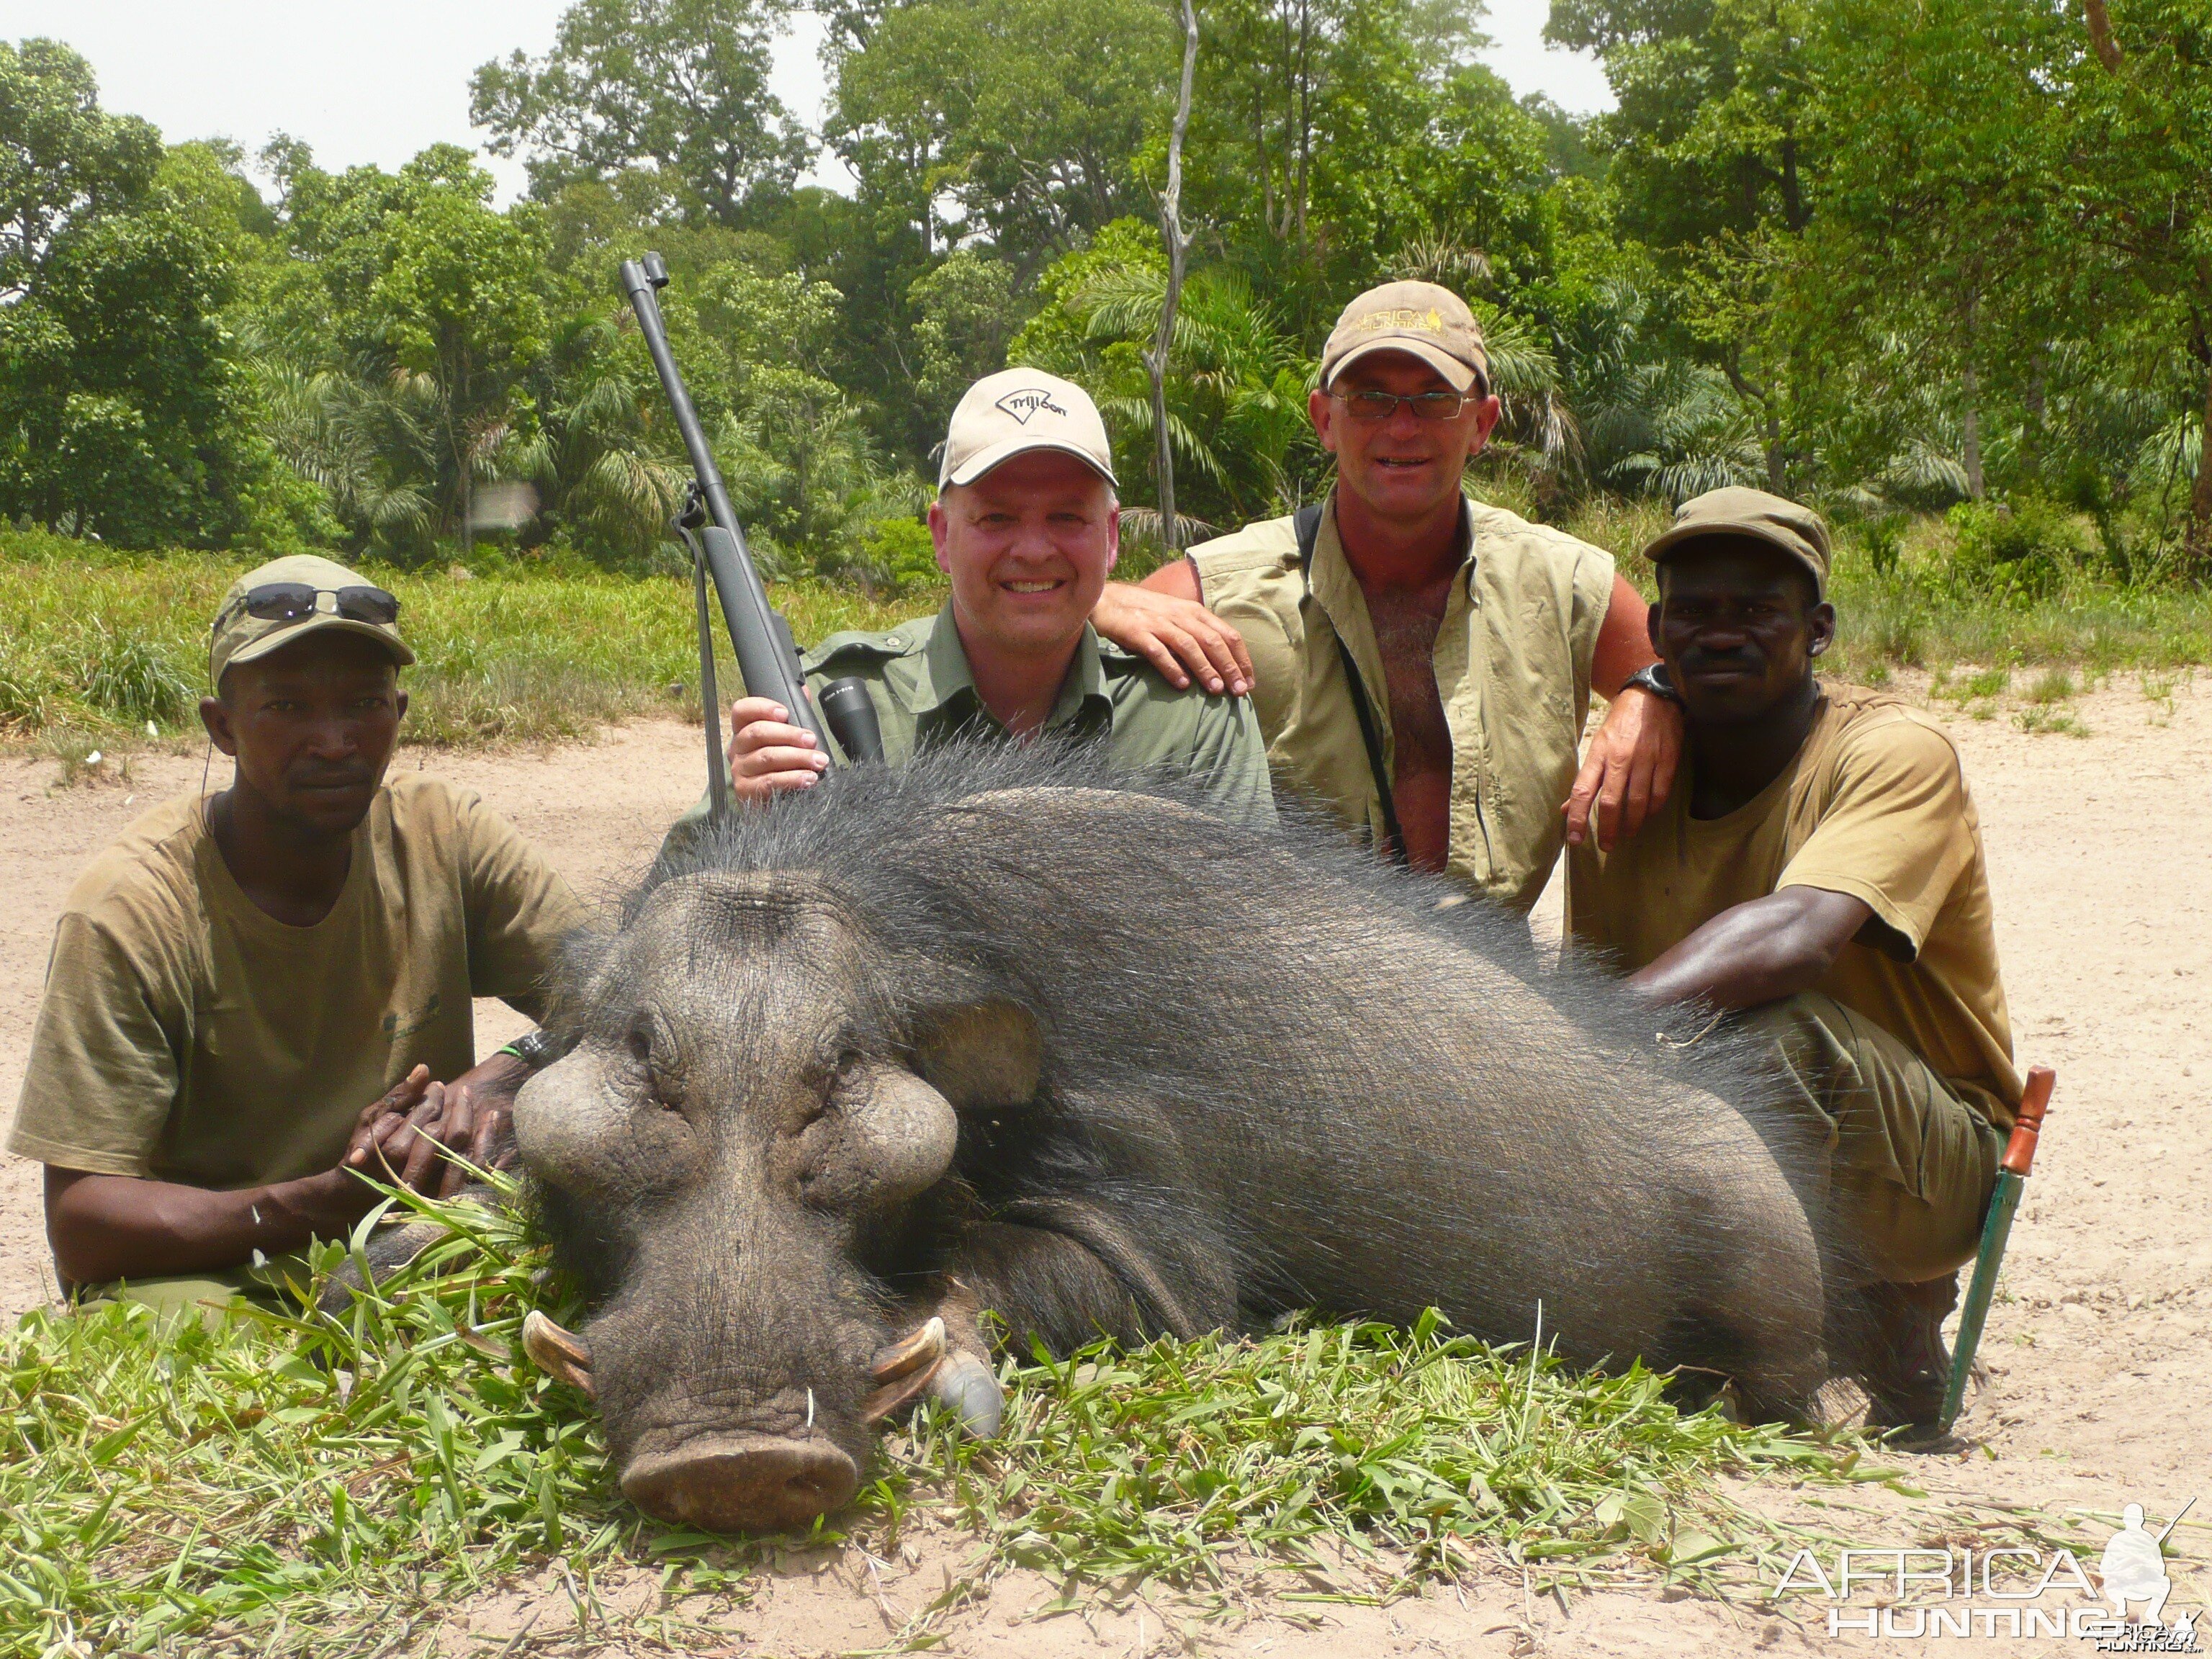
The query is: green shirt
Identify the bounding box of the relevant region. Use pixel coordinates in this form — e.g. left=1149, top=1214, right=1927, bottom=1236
left=669, top=600, right=1275, bottom=845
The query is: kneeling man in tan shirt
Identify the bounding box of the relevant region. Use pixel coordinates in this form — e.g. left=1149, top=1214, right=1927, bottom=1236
left=1569, top=488, right=2016, bottom=1431
left=9, top=556, right=586, bottom=1318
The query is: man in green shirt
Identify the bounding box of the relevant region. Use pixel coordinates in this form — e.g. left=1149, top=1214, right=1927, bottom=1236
left=9, top=555, right=588, bottom=1318
left=672, top=369, right=1272, bottom=828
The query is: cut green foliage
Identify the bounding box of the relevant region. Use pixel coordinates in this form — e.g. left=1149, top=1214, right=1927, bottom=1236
left=884, top=1311, right=1849, bottom=1614
left=1, top=1192, right=1866, bottom=1655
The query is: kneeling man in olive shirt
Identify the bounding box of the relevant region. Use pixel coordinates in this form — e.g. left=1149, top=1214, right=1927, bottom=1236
left=8, top=556, right=586, bottom=1318
left=1569, top=489, right=2018, bottom=1430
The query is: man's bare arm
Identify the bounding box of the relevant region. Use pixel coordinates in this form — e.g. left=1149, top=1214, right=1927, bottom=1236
left=1627, top=887, right=1874, bottom=1012
left=1566, top=573, right=1683, bottom=852
left=1090, top=559, right=1254, bottom=695
left=42, top=1056, right=521, bottom=1287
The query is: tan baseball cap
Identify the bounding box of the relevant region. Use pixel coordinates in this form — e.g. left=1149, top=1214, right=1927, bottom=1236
left=1320, top=281, right=1491, bottom=395
left=938, top=367, right=1118, bottom=491
left=1642, top=487, right=1833, bottom=598
left=209, top=553, right=414, bottom=689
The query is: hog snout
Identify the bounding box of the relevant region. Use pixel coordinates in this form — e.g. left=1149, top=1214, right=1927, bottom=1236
left=620, top=1432, right=860, bottom=1533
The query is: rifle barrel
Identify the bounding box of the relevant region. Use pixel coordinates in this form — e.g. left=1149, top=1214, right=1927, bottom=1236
left=619, top=255, right=826, bottom=752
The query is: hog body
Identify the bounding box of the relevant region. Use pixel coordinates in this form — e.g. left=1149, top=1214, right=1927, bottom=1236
left=516, top=746, right=1856, bottom=1533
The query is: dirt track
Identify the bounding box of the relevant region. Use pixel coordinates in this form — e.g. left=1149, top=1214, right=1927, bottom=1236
left=2, top=679, right=2205, bottom=1655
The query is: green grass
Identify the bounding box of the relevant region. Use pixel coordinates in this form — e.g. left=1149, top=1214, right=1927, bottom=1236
left=1, top=1188, right=1887, bottom=1655
left=1547, top=498, right=2212, bottom=683
left=9, top=501, right=2208, bottom=757
left=0, top=532, right=939, bottom=751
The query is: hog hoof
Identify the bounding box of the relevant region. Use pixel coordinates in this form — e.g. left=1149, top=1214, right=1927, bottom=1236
left=928, top=1350, right=1003, bottom=1438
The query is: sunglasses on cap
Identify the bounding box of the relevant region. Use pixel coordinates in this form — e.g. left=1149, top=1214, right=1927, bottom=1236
left=220, top=583, right=402, bottom=628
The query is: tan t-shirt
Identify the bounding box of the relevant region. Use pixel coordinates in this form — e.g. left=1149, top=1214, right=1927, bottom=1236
left=9, top=775, right=588, bottom=1189
left=1189, top=493, right=1614, bottom=909
left=1567, top=686, right=2020, bottom=1123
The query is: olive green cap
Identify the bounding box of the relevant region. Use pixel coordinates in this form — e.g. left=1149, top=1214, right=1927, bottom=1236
left=208, top=554, right=414, bottom=690
left=1642, top=487, right=1833, bottom=599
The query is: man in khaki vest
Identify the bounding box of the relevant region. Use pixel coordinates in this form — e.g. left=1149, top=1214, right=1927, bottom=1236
left=1092, top=282, right=1681, bottom=908
left=1570, top=489, right=2016, bottom=1428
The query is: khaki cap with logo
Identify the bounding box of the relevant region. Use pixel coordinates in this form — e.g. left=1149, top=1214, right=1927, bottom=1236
left=1642, top=487, right=1833, bottom=599
left=939, top=367, right=1118, bottom=490
left=1320, top=281, right=1491, bottom=395
left=209, top=553, right=415, bottom=689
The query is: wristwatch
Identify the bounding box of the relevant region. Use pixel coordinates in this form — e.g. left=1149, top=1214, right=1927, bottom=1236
left=1620, top=663, right=1683, bottom=706
left=501, top=1029, right=577, bottom=1071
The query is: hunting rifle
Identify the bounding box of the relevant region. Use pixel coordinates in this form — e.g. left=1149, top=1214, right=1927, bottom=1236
left=618, top=253, right=884, bottom=824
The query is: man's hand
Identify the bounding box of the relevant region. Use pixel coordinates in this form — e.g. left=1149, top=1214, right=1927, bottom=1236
left=1092, top=577, right=1254, bottom=696
left=1565, top=688, right=1684, bottom=853
left=421, top=1053, right=528, bottom=1196
left=723, top=696, right=829, bottom=803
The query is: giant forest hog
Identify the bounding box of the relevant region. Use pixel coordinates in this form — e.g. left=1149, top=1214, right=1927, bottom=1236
left=513, top=745, right=1860, bottom=1534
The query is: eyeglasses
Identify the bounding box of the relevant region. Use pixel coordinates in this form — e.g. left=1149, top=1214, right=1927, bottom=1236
left=222, top=583, right=402, bottom=628
left=1333, top=389, right=1477, bottom=423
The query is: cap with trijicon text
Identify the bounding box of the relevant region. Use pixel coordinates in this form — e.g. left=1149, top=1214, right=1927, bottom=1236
left=938, top=368, right=1118, bottom=491
left=1642, top=487, right=1834, bottom=598
left=208, top=553, right=415, bottom=690
left=1320, top=281, right=1491, bottom=395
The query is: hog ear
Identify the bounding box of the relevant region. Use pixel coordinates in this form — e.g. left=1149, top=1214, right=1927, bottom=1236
left=914, top=999, right=1042, bottom=1110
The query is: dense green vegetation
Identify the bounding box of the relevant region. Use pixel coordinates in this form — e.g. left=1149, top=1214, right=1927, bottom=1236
left=7, top=512, right=2207, bottom=751
left=0, top=0, right=2203, bottom=588
left=1, top=1183, right=1917, bottom=1655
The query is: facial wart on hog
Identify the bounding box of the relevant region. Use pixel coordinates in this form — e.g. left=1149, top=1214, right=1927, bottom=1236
left=513, top=744, right=1861, bottom=1534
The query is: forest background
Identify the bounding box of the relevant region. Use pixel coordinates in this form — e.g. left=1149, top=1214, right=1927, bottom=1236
left=1, top=0, right=2209, bottom=737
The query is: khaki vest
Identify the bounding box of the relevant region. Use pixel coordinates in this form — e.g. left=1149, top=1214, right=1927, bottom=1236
left=1189, top=493, right=1614, bottom=909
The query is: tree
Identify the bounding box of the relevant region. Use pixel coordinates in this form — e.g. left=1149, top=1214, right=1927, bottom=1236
left=2062, top=0, right=2212, bottom=561
left=0, top=41, right=282, bottom=546
left=827, top=0, right=1174, bottom=267
left=262, top=147, right=556, bottom=557
left=471, top=0, right=812, bottom=226
left=0, top=39, right=161, bottom=299
left=1145, top=0, right=1200, bottom=549
left=1548, top=0, right=1824, bottom=488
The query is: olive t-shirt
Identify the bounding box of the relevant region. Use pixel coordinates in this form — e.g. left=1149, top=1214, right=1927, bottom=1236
left=1567, top=686, right=2020, bottom=1124
left=8, top=775, right=588, bottom=1189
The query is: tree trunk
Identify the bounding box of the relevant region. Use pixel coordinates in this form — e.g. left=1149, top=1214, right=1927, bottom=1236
left=1962, top=296, right=1985, bottom=500
left=1144, top=0, right=1199, bottom=555
left=1962, top=361, right=1984, bottom=502
left=2083, top=0, right=2123, bottom=70
left=2191, top=361, right=2212, bottom=564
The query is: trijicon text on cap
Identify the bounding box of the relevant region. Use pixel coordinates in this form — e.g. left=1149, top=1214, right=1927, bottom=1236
left=994, top=387, right=1070, bottom=424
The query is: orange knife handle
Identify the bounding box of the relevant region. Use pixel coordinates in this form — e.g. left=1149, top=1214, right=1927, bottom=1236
left=2000, top=1065, right=2056, bottom=1178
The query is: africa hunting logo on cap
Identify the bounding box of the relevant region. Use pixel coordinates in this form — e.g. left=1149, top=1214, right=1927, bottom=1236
left=940, top=367, right=1118, bottom=490
left=1321, top=281, right=1491, bottom=395
left=994, top=386, right=1071, bottom=426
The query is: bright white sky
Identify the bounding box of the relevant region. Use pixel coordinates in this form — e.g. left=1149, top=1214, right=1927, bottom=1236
left=0, top=1, right=1614, bottom=202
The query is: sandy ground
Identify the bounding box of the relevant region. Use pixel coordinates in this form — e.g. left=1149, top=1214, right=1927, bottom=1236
left=2, top=679, right=2206, bottom=1656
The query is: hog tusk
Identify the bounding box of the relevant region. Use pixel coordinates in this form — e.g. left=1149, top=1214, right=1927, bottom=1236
left=522, top=1310, right=597, bottom=1401
left=868, top=1315, right=946, bottom=1383
left=861, top=1356, right=942, bottom=1425
left=927, top=1351, right=1004, bottom=1439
